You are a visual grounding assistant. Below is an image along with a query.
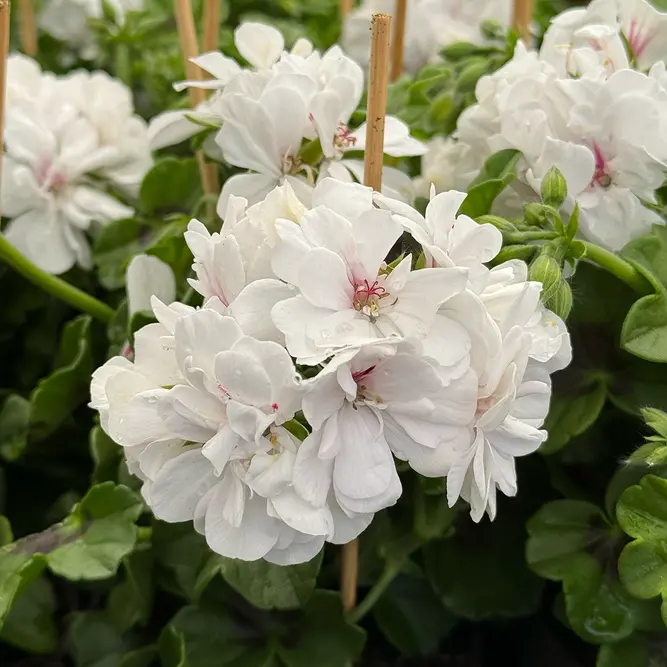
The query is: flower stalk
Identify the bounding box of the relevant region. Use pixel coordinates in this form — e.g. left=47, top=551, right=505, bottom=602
left=0, top=235, right=115, bottom=323
left=581, top=241, right=652, bottom=295
left=341, top=11, right=392, bottom=615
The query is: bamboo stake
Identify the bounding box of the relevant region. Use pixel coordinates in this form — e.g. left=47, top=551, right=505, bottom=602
left=174, top=0, right=219, bottom=198
left=0, top=0, right=11, bottom=218
left=390, top=0, right=406, bottom=81
left=362, top=13, right=391, bottom=192
left=18, top=0, right=36, bottom=56
left=202, top=0, right=220, bottom=53
left=340, top=0, right=353, bottom=18
left=512, top=0, right=534, bottom=46
left=341, top=13, right=392, bottom=614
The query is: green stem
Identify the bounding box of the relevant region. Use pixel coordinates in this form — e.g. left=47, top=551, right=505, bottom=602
left=136, top=526, right=152, bottom=543
left=581, top=241, right=652, bottom=295
left=503, top=231, right=559, bottom=243
left=0, top=234, right=114, bottom=323
left=347, top=563, right=400, bottom=625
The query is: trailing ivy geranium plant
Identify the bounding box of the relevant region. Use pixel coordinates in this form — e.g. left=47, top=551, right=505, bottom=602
left=2, top=0, right=667, bottom=666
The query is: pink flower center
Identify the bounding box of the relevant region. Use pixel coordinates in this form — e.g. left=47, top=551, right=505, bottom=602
left=476, top=395, right=495, bottom=416
left=352, top=365, right=376, bottom=384
left=590, top=142, right=613, bottom=189
left=352, top=279, right=391, bottom=321
left=36, top=158, right=68, bottom=192
left=627, top=19, right=655, bottom=59
left=334, top=124, right=357, bottom=151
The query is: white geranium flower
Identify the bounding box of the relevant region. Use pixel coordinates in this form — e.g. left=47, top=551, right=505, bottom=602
left=270, top=180, right=468, bottom=364
left=342, top=0, right=512, bottom=75
left=1, top=59, right=151, bottom=274
left=126, top=255, right=176, bottom=317
left=446, top=328, right=551, bottom=522
left=294, top=339, right=476, bottom=518
left=40, top=0, right=143, bottom=59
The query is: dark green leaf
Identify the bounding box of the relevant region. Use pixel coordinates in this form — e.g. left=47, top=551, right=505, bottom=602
left=0, top=394, right=30, bottom=461
left=140, top=157, right=202, bottom=215
left=373, top=573, right=456, bottom=658
left=198, top=550, right=323, bottom=610
left=108, top=548, right=154, bottom=632
left=276, top=591, right=366, bottom=667
left=621, top=293, right=667, bottom=363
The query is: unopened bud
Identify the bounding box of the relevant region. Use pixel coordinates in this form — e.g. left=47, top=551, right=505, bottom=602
left=541, top=166, right=568, bottom=209
left=523, top=202, right=552, bottom=228
left=456, top=61, right=489, bottom=93
left=547, top=280, right=573, bottom=321
left=529, top=255, right=562, bottom=301
left=476, top=214, right=516, bottom=233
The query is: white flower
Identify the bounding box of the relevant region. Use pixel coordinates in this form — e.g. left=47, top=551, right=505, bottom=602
left=40, top=0, right=143, bottom=59
left=270, top=179, right=468, bottom=364
left=126, top=255, right=176, bottom=317
left=342, top=0, right=512, bottom=75
left=446, top=329, right=551, bottom=522
left=1, top=58, right=151, bottom=274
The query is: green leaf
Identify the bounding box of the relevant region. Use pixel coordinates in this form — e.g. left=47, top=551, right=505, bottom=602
left=621, top=293, right=667, bottom=363
left=275, top=591, right=366, bottom=667
left=458, top=149, right=521, bottom=218
left=108, top=548, right=154, bottom=632
left=425, top=510, right=543, bottom=619
left=526, top=500, right=607, bottom=580
left=0, top=551, right=46, bottom=629
left=540, top=380, right=608, bottom=454
left=46, top=482, right=143, bottom=581
left=0, top=394, right=30, bottom=462
left=617, top=475, right=667, bottom=541
left=373, top=573, right=456, bottom=658
left=30, top=315, right=93, bottom=438
left=597, top=636, right=651, bottom=667
left=94, top=218, right=145, bottom=290
left=642, top=407, right=667, bottom=440
left=563, top=558, right=638, bottom=644
left=198, top=550, right=323, bottom=610
left=162, top=605, right=274, bottom=667
left=621, top=225, right=667, bottom=291
left=619, top=539, right=667, bottom=602
left=90, top=426, right=123, bottom=484
left=0, top=576, right=57, bottom=654
left=140, top=157, right=202, bottom=215
left=152, top=520, right=210, bottom=601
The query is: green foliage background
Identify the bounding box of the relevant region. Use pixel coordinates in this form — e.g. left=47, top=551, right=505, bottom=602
left=4, top=0, right=667, bottom=665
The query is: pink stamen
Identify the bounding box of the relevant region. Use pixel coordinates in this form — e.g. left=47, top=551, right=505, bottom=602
left=355, top=280, right=387, bottom=300
left=352, top=366, right=376, bottom=383
left=272, top=403, right=279, bottom=412
left=334, top=123, right=357, bottom=149
left=590, top=142, right=612, bottom=189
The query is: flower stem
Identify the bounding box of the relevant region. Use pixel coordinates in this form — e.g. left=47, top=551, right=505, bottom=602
left=581, top=241, right=652, bottom=295
left=503, top=230, right=559, bottom=243
left=0, top=234, right=114, bottom=323
left=347, top=562, right=400, bottom=625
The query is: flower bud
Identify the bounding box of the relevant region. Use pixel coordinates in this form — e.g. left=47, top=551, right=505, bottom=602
left=540, top=166, right=568, bottom=209
left=529, top=254, right=562, bottom=301
left=476, top=214, right=517, bottom=233
left=547, top=280, right=573, bottom=321
left=456, top=61, right=489, bottom=93
left=523, top=202, right=552, bottom=228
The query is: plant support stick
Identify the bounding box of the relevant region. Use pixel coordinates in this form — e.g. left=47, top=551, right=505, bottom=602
left=390, top=0, right=406, bottom=81
left=18, top=0, right=37, bottom=56
left=203, top=0, right=221, bottom=53
left=174, top=0, right=220, bottom=198
left=512, top=0, right=534, bottom=45
left=341, top=12, right=392, bottom=615
left=340, top=0, right=353, bottom=17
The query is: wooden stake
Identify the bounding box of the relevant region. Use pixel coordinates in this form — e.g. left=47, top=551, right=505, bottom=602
left=340, top=0, right=353, bottom=18
left=0, top=0, right=11, bottom=218
left=362, top=13, right=391, bottom=192
left=512, top=0, right=534, bottom=46
left=202, top=0, right=220, bottom=53
left=174, top=0, right=219, bottom=198
left=18, top=0, right=37, bottom=56
left=341, top=14, right=392, bottom=615
left=390, top=0, right=406, bottom=81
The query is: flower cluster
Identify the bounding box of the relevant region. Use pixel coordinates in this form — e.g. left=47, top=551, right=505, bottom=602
left=1, top=55, right=152, bottom=274
left=342, top=0, right=512, bottom=74
left=420, top=0, right=667, bottom=251
left=90, top=177, right=571, bottom=564
left=40, top=0, right=144, bottom=59
left=148, top=21, right=426, bottom=211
